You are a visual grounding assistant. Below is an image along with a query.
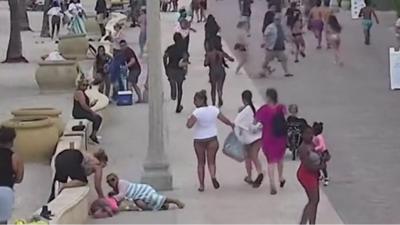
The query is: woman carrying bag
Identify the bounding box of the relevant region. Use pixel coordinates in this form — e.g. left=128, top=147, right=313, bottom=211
left=234, top=90, right=264, bottom=188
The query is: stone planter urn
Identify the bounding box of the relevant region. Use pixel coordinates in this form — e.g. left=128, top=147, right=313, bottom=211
left=85, top=88, right=109, bottom=112
left=35, top=60, right=79, bottom=93
left=11, top=108, right=65, bottom=136
left=58, top=34, right=89, bottom=60
left=2, top=117, right=59, bottom=162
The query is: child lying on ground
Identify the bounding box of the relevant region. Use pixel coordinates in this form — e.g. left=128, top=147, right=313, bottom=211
left=89, top=196, right=140, bottom=218
left=106, top=173, right=185, bottom=211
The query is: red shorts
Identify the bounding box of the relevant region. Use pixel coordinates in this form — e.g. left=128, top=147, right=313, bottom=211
left=297, top=164, right=319, bottom=190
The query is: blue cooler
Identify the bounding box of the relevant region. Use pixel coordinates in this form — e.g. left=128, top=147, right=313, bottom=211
left=117, top=90, right=133, bottom=106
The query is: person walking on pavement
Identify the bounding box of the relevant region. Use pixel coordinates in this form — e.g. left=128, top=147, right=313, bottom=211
left=95, top=0, right=108, bottom=37
left=47, top=1, right=63, bottom=40
left=241, top=0, right=253, bottom=37
left=93, top=45, right=112, bottom=97
left=0, top=127, right=24, bottom=225
left=290, top=9, right=306, bottom=63
left=234, top=21, right=249, bottom=74
left=321, top=0, right=333, bottom=48
left=176, top=18, right=197, bottom=59
left=204, top=38, right=234, bottom=107
left=163, top=33, right=187, bottom=113
left=186, top=90, right=235, bottom=192
left=255, top=88, right=287, bottom=195
left=260, top=12, right=293, bottom=78
left=359, top=0, right=379, bottom=45
left=120, top=40, right=142, bottom=103
left=138, top=7, right=147, bottom=58
left=234, top=90, right=264, bottom=188
left=309, top=0, right=324, bottom=49
left=298, top=125, right=327, bottom=224
left=326, top=14, right=343, bottom=66
left=204, top=15, right=220, bottom=52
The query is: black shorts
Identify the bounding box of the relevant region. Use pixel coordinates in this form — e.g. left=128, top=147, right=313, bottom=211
left=54, top=150, right=88, bottom=183
left=167, top=68, right=186, bottom=83
left=128, top=69, right=141, bottom=85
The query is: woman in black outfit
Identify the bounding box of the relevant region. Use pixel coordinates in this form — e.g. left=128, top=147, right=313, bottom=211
left=73, top=79, right=103, bottom=144
left=0, top=127, right=24, bottom=224
left=93, top=45, right=112, bottom=98
left=204, top=15, right=220, bottom=52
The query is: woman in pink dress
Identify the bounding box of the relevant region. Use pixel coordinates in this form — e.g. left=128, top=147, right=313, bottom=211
left=255, top=88, right=287, bottom=195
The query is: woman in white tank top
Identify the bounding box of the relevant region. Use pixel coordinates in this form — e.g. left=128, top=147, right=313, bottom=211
left=186, top=90, right=234, bottom=192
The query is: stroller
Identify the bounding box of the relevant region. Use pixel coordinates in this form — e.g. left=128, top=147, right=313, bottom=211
left=287, top=119, right=304, bottom=160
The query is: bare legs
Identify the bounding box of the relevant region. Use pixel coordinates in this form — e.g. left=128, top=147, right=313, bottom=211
left=210, top=76, right=225, bottom=107
left=331, top=38, right=343, bottom=66
left=163, top=198, right=185, bottom=209
left=235, top=51, right=248, bottom=74
left=300, top=187, right=320, bottom=224
left=194, top=139, right=219, bottom=191
left=294, top=36, right=306, bottom=63
left=313, top=29, right=322, bottom=49
left=244, top=140, right=263, bottom=180
left=265, top=154, right=286, bottom=195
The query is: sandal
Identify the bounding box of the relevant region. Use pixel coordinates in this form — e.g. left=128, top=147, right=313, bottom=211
left=90, top=135, right=100, bottom=144
left=280, top=179, right=286, bottom=188
left=212, top=178, right=220, bottom=189
left=252, top=174, right=264, bottom=188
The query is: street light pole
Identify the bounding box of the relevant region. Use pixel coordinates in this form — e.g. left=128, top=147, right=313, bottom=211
left=140, top=0, right=173, bottom=190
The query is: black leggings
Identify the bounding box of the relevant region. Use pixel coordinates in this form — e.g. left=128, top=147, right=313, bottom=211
left=73, top=112, right=102, bottom=132
left=169, top=79, right=184, bottom=110
left=321, top=168, right=328, bottom=178
left=51, top=15, right=61, bottom=39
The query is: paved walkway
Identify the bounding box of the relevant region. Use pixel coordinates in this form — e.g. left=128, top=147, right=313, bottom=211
left=89, top=0, right=342, bottom=223
left=210, top=0, right=400, bottom=223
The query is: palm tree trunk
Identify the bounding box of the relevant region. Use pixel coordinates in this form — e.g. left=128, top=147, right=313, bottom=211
left=20, top=0, right=32, bottom=31
left=40, top=0, right=51, bottom=37
left=4, top=0, right=28, bottom=63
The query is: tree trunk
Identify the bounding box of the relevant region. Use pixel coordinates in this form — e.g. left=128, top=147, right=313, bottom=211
left=20, top=0, right=31, bottom=31
left=40, top=0, right=51, bottom=37
left=4, top=0, right=28, bottom=63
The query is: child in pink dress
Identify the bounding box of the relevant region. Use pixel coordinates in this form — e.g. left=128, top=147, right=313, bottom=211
left=312, top=122, right=329, bottom=186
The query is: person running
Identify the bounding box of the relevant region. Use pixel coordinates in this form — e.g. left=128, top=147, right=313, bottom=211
left=93, top=45, right=112, bottom=97
left=73, top=78, right=103, bottom=144
left=120, top=40, right=142, bottom=102
left=137, top=7, right=147, bottom=58
left=241, top=0, right=253, bottom=37
left=321, top=0, right=333, bottom=48
left=204, top=15, right=220, bottom=52
left=95, top=0, right=108, bottom=37
left=47, top=1, right=63, bottom=40
left=204, top=38, right=234, bottom=107
left=234, top=90, right=264, bottom=188
left=106, top=173, right=185, bottom=210
left=359, top=0, right=379, bottom=45
left=326, top=14, right=343, bottom=66
left=0, top=127, right=24, bottom=225
left=260, top=13, right=293, bottom=78
left=309, top=0, right=324, bottom=49
left=255, top=88, right=287, bottom=195
left=176, top=18, right=197, bottom=57
left=298, top=125, right=327, bottom=224
left=234, top=21, right=249, bottom=74
left=49, top=149, right=108, bottom=202
left=290, top=9, right=306, bottom=63
left=186, top=90, right=234, bottom=192
left=163, top=33, right=187, bottom=113
left=199, top=0, right=207, bottom=22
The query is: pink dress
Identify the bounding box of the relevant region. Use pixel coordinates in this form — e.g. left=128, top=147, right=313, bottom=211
left=313, top=134, right=327, bottom=152
left=255, top=104, right=287, bottom=163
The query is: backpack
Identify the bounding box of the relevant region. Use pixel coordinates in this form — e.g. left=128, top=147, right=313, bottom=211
left=272, top=106, right=287, bottom=137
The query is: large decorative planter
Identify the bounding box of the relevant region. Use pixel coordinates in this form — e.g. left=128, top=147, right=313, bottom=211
left=2, top=117, right=59, bottom=162
left=85, top=15, right=102, bottom=39
left=58, top=34, right=89, bottom=60
left=11, top=108, right=65, bottom=136
left=35, top=60, right=79, bottom=93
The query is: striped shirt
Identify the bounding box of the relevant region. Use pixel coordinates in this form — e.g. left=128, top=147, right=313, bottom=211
left=114, top=180, right=166, bottom=210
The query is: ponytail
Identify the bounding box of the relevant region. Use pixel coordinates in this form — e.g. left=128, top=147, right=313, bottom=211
left=242, top=90, right=255, bottom=115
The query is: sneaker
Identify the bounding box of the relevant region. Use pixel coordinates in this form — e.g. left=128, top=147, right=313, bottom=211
left=324, top=178, right=330, bottom=186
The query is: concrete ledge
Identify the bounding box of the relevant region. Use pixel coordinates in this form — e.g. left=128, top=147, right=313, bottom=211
left=64, top=119, right=91, bottom=150
left=34, top=186, right=90, bottom=224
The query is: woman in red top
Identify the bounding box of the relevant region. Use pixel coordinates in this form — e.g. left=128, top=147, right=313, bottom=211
left=297, top=125, right=327, bottom=224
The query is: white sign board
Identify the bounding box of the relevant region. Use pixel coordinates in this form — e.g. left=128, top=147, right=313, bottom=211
left=389, top=48, right=400, bottom=90
left=351, top=0, right=366, bottom=19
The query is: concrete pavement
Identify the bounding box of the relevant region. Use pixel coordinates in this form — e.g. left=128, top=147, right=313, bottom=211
left=89, top=0, right=342, bottom=223
left=210, top=0, right=400, bottom=223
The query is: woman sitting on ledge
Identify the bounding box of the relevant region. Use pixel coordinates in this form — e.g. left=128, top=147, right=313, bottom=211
left=48, top=148, right=108, bottom=202
left=73, top=79, right=103, bottom=144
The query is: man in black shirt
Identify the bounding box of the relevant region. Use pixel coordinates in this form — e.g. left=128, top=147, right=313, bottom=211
left=163, top=33, right=187, bottom=113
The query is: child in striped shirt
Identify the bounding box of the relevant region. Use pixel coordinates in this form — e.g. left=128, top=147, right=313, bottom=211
left=106, top=173, right=185, bottom=211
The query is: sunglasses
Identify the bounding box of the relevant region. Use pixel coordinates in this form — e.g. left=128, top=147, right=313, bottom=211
left=106, top=178, right=115, bottom=183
